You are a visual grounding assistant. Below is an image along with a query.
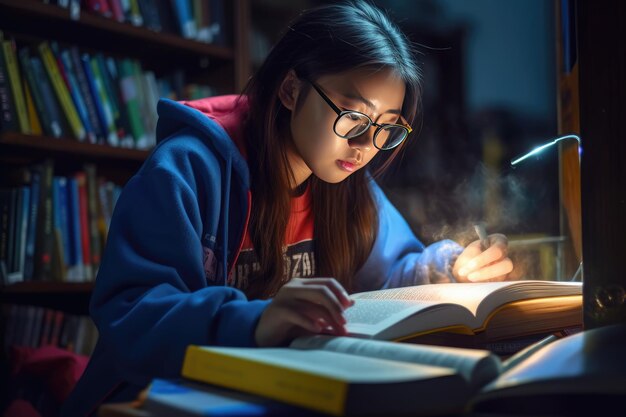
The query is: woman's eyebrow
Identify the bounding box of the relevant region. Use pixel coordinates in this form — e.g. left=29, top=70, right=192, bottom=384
left=339, top=90, right=401, bottom=115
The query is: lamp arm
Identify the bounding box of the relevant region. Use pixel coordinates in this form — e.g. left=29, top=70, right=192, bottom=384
left=511, top=134, right=581, bottom=166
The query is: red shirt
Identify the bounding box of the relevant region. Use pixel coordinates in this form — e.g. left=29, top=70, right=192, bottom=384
left=230, top=185, right=315, bottom=290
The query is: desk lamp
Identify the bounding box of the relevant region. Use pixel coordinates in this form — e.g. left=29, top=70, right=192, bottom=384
left=510, top=134, right=582, bottom=281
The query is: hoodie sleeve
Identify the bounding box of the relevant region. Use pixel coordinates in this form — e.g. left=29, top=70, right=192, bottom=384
left=353, top=181, right=464, bottom=293
left=90, top=154, right=269, bottom=381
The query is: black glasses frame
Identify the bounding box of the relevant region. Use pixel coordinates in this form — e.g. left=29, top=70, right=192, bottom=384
left=307, top=80, right=412, bottom=150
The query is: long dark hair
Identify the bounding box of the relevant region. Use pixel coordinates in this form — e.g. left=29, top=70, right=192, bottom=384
left=243, top=1, right=422, bottom=298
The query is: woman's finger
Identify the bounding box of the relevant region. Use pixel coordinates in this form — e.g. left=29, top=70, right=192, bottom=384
left=457, top=241, right=508, bottom=276
left=467, top=258, right=514, bottom=282
left=299, top=277, right=354, bottom=308
left=289, top=284, right=347, bottom=326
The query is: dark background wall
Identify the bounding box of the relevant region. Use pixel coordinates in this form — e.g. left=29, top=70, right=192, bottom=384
left=251, top=0, right=563, bottom=278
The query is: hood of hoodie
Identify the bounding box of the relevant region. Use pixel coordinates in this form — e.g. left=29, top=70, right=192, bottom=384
left=155, top=95, right=250, bottom=188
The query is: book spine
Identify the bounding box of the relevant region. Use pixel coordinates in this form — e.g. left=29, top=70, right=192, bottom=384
left=6, top=186, right=28, bottom=283
left=171, top=0, right=197, bottom=39
left=84, top=164, right=101, bottom=275
left=33, top=160, right=54, bottom=280
left=80, top=52, right=109, bottom=144
left=56, top=177, right=72, bottom=275
left=75, top=172, right=92, bottom=281
left=84, top=0, right=112, bottom=17
left=17, top=48, right=55, bottom=137
left=0, top=189, right=11, bottom=283
left=66, top=177, right=83, bottom=282
left=118, top=59, right=146, bottom=147
left=182, top=346, right=347, bottom=416
left=22, top=80, right=42, bottom=135
left=89, top=56, right=118, bottom=146
left=23, top=167, right=40, bottom=281
left=59, top=48, right=96, bottom=143
left=2, top=39, right=30, bottom=133
left=128, top=0, right=144, bottom=26
left=38, top=41, right=86, bottom=141
left=5, top=189, right=17, bottom=278
left=52, top=177, right=68, bottom=281
left=101, top=56, right=134, bottom=147
left=0, top=45, right=18, bottom=132
left=14, top=186, right=30, bottom=282
left=138, top=0, right=162, bottom=32
left=108, top=0, right=126, bottom=22
left=69, top=47, right=103, bottom=143
left=29, top=55, right=66, bottom=138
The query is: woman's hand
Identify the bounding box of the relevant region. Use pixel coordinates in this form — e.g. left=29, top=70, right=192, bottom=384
left=254, top=277, right=354, bottom=347
left=452, top=233, right=514, bottom=282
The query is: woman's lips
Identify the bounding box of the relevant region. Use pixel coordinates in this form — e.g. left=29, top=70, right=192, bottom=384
left=337, top=160, right=357, bottom=172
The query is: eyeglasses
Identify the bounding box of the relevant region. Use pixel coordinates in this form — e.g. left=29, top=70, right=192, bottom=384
left=307, top=80, right=412, bottom=151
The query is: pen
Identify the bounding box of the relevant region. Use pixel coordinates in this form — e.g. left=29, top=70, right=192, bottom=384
left=473, top=223, right=490, bottom=251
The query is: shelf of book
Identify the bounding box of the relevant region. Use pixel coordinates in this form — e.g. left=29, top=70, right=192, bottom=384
left=0, top=0, right=249, bottom=314
left=0, top=0, right=234, bottom=61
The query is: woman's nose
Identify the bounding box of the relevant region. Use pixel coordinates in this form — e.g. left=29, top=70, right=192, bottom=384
left=347, top=127, right=374, bottom=152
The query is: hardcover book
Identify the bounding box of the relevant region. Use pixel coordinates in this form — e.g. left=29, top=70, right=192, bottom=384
left=345, top=280, right=582, bottom=342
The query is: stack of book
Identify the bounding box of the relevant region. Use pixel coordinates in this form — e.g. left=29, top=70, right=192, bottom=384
left=134, top=280, right=586, bottom=416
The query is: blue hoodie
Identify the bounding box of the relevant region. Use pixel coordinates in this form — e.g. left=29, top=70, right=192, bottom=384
left=61, top=96, right=463, bottom=416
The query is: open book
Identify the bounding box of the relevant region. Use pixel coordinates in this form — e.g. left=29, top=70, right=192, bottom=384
left=345, top=280, right=582, bottom=342
left=180, top=334, right=562, bottom=416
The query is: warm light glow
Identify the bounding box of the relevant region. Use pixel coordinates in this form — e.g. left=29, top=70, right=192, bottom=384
left=511, top=134, right=581, bottom=166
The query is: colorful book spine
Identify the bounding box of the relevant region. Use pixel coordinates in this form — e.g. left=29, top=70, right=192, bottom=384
left=88, top=55, right=118, bottom=146
left=58, top=47, right=96, bottom=143
left=69, top=47, right=103, bottom=143
left=29, top=55, right=66, bottom=138
left=2, top=39, right=30, bottom=133
left=128, top=0, right=144, bottom=26
left=38, top=42, right=86, bottom=141
left=171, top=0, right=197, bottom=39
left=53, top=176, right=71, bottom=280
left=17, top=48, right=56, bottom=137
left=118, top=58, right=146, bottom=147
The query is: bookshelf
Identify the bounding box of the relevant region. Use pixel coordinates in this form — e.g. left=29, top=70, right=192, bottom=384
left=0, top=0, right=252, bottom=371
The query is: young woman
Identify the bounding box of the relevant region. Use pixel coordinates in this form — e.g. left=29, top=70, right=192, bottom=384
left=62, top=2, right=512, bottom=415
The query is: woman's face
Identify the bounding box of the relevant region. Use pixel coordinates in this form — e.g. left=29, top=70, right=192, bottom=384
left=283, top=68, right=406, bottom=186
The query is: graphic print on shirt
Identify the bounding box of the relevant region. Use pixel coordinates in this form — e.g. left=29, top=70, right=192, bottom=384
left=230, top=240, right=316, bottom=291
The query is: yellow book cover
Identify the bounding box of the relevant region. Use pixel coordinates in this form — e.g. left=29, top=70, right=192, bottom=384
left=2, top=39, right=30, bottom=134
left=182, top=344, right=470, bottom=416
left=38, top=41, right=85, bottom=141
left=23, top=79, right=42, bottom=135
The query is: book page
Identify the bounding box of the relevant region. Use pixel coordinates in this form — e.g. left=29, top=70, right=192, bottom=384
left=291, top=336, right=503, bottom=388
left=352, top=281, right=582, bottom=319
left=202, top=347, right=457, bottom=383
left=344, top=298, right=475, bottom=339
